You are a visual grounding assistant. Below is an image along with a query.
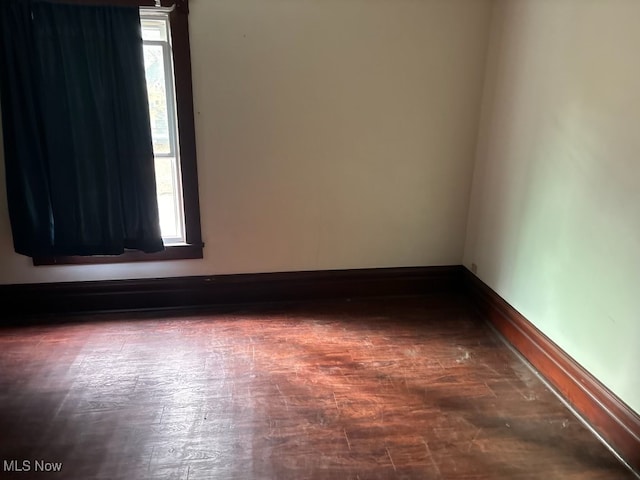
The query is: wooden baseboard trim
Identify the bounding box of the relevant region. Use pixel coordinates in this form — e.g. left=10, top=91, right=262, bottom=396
left=464, top=268, right=640, bottom=474
left=0, top=265, right=463, bottom=320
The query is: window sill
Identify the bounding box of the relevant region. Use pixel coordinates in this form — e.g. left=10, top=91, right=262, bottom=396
left=32, top=243, right=204, bottom=266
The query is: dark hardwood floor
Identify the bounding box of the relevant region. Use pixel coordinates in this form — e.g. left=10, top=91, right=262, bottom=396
left=0, top=295, right=634, bottom=479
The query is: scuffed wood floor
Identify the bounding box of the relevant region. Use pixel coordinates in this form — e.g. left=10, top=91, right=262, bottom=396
left=0, top=295, right=633, bottom=479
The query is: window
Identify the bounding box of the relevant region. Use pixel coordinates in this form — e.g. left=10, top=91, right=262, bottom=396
left=33, top=0, right=202, bottom=265
left=141, top=12, right=184, bottom=244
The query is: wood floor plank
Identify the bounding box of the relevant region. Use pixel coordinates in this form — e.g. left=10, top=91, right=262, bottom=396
left=0, top=296, right=634, bottom=479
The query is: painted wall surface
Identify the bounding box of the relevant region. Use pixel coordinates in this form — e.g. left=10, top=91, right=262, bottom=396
left=464, top=0, right=640, bottom=414
left=0, top=0, right=493, bottom=284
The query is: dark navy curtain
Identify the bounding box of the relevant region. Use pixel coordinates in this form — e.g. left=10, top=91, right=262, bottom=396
left=0, top=0, right=164, bottom=257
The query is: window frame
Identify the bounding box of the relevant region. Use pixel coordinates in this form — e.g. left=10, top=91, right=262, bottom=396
left=33, top=0, right=203, bottom=266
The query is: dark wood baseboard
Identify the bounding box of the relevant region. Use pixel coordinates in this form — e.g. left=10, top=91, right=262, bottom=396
left=0, top=265, right=463, bottom=320
left=464, top=268, right=640, bottom=475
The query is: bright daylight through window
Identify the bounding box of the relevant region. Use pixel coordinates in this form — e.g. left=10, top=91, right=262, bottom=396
left=141, top=12, right=185, bottom=244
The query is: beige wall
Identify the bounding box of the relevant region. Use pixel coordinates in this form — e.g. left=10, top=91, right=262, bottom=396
left=0, top=0, right=493, bottom=284
left=464, top=0, right=640, bottom=414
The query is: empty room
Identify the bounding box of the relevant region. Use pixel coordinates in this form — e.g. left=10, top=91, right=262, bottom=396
left=0, top=0, right=638, bottom=478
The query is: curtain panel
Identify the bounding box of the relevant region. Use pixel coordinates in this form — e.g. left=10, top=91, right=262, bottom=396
left=0, top=0, right=164, bottom=257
